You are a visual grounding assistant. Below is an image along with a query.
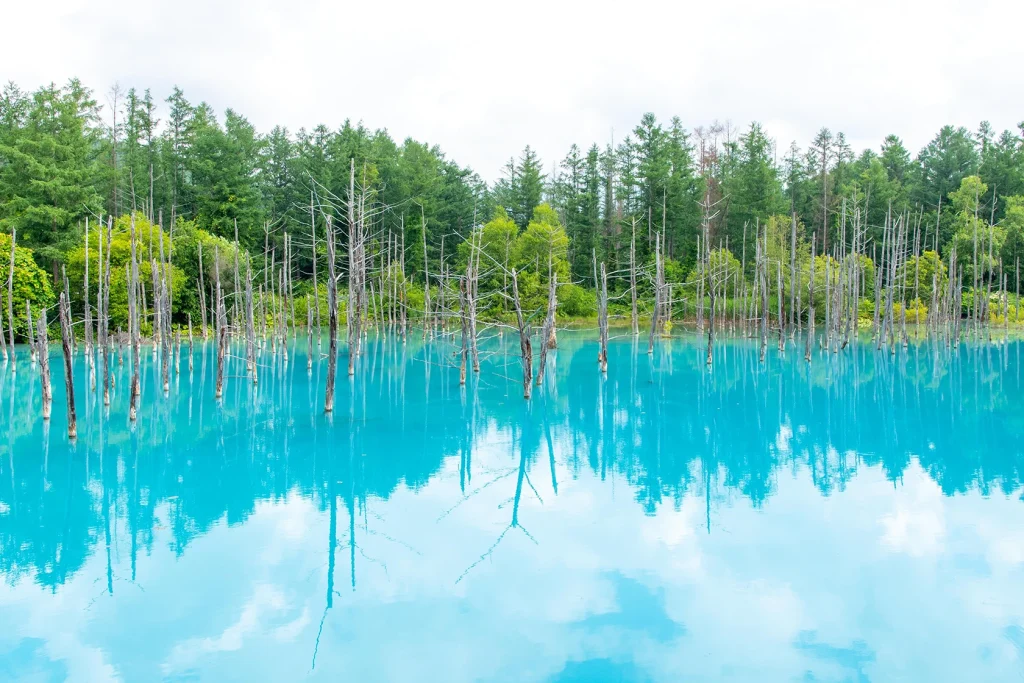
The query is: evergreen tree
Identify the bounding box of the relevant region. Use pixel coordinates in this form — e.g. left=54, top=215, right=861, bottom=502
left=0, top=80, right=104, bottom=270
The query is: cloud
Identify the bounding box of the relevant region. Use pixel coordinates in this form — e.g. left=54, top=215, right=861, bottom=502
left=3, top=0, right=1022, bottom=181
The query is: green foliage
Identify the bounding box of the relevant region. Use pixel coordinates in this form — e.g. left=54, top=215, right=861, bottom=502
left=898, top=250, right=947, bottom=305
left=893, top=298, right=928, bottom=324
left=516, top=204, right=569, bottom=281
left=0, top=80, right=105, bottom=268
left=686, top=248, right=741, bottom=289
left=1000, top=196, right=1024, bottom=285
left=556, top=282, right=595, bottom=318
left=0, top=233, right=55, bottom=338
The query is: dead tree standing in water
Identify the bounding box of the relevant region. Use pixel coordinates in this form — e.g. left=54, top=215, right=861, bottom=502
left=598, top=263, right=609, bottom=373
left=129, top=216, right=141, bottom=422
left=536, top=272, right=557, bottom=386
left=101, top=217, right=113, bottom=405
left=7, top=228, right=16, bottom=372
left=37, top=308, right=51, bottom=420
left=325, top=215, right=338, bottom=413
left=806, top=234, right=816, bottom=362
left=648, top=233, right=663, bottom=355
left=510, top=269, right=532, bottom=400
left=58, top=292, right=77, bottom=439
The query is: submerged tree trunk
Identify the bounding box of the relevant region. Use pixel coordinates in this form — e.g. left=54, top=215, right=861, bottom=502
left=325, top=215, right=338, bottom=413
left=58, top=292, right=77, bottom=439
left=129, top=215, right=141, bottom=422
left=598, top=263, right=609, bottom=373
left=37, top=308, right=51, bottom=420
left=536, top=273, right=557, bottom=386
left=510, top=269, right=532, bottom=400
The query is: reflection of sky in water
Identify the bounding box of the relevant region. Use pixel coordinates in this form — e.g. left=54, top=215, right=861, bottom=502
left=1, top=333, right=1023, bottom=682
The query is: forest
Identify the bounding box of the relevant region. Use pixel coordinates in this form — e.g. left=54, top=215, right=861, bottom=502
left=2, top=77, right=1024, bottom=360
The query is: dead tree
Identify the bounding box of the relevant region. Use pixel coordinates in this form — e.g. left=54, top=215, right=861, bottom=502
left=307, top=297, right=314, bottom=372
left=422, top=209, right=431, bottom=341
left=458, top=278, right=469, bottom=386
left=198, top=241, right=208, bottom=339
left=25, top=302, right=35, bottom=364
left=214, top=244, right=226, bottom=400
left=311, top=192, right=322, bottom=345
left=37, top=308, right=51, bottom=420
left=101, top=217, right=113, bottom=405
left=129, top=215, right=141, bottom=422
left=325, top=215, right=338, bottom=412
left=510, top=269, right=532, bottom=400
left=347, top=159, right=360, bottom=375
left=806, top=234, right=816, bottom=362
left=58, top=292, right=77, bottom=439
left=468, top=232, right=480, bottom=372
left=536, top=273, right=557, bottom=386
left=648, top=233, right=662, bottom=355
left=245, top=260, right=257, bottom=385
left=84, top=218, right=93, bottom=354
left=630, top=228, right=639, bottom=336
left=598, top=263, right=609, bottom=373
left=8, top=227, right=16, bottom=371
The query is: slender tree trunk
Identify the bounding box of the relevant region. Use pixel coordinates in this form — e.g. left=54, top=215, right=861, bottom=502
left=37, top=308, right=51, bottom=420
left=806, top=234, right=816, bottom=362
left=536, top=272, right=557, bottom=386
left=598, top=263, right=609, bottom=373
left=510, top=269, right=532, bottom=400
left=129, top=215, right=141, bottom=422
left=8, top=228, right=16, bottom=371
left=58, top=292, right=77, bottom=439
left=325, top=215, right=338, bottom=412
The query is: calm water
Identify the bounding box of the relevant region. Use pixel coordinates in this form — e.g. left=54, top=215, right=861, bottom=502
left=1, top=331, right=1023, bottom=682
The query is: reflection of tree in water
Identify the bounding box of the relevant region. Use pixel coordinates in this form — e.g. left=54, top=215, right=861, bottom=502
left=1, top=333, right=1023, bottom=593
left=558, top=335, right=1024, bottom=517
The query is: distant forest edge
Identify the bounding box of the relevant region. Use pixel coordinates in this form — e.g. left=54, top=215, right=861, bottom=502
left=2, top=78, right=1024, bottom=331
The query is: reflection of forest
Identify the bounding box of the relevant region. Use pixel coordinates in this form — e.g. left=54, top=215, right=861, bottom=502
left=1, top=333, right=1022, bottom=590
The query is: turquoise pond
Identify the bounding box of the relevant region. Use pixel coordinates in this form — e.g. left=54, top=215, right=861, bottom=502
left=1, top=331, right=1024, bottom=682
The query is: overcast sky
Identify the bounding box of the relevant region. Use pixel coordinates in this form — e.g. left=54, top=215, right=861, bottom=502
left=3, top=0, right=1022, bottom=182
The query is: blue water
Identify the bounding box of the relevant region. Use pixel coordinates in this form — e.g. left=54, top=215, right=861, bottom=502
left=1, top=331, right=1023, bottom=682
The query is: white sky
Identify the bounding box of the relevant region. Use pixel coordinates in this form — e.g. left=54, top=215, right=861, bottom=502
left=3, top=0, right=1023, bottom=182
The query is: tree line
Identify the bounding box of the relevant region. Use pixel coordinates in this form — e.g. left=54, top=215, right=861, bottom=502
left=2, top=77, right=1024, bottom=329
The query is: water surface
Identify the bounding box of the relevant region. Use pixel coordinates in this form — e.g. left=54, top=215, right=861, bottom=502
left=2, top=332, right=1023, bottom=682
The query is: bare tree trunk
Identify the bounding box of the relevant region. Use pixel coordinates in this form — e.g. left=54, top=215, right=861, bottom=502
left=510, top=269, right=532, bottom=400
left=58, top=292, right=77, bottom=439
left=421, top=206, right=431, bottom=340
left=760, top=227, right=768, bottom=363
left=307, top=297, right=314, bottom=372
left=806, top=234, right=816, bottom=362
left=325, top=215, right=338, bottom=413
left=129, top=215, right=141, bottom=422
left=599, top=263, right=609, bottom=373
left=536, top=273, right=557, bottom=386
left=25, top=302, right=35, bottom=364
left=789, top=212, right=797, bottom=335
left=648, top=233, right=661, bottom=355
left=38, top=308, right=51, bottom=420
left=198, top=241, right=208, bottom=339
left=8, top=227, right=16, bottom=372
left=777, top=261, right=784, bottom=353
left=84, top=219, right=93, bottom=355
left=459, top=277, right=469, bottom=386
left=348, top=160, right=359, bottom=375
left=311, top=193, right=322, bottom=345
left=245, top=260, right=257, bottom=385
left=630, top=229, right=638, bottom=336
left=467, top=233, right=480, bottom=372
left=102, top=217, right=112, bottom=406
